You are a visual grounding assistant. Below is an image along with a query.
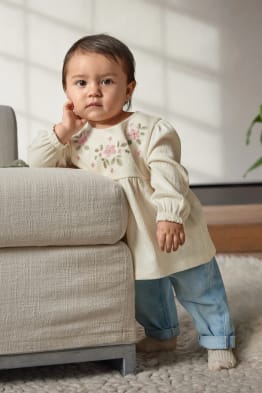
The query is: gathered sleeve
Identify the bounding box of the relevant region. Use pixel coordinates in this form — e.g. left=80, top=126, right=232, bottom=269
left=27, top=130, right=73, bottom=168
left=145, top=119, right=191, bottom=223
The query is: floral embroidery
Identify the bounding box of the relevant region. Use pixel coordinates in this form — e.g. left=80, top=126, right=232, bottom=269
left=127, top=128, right=140, bottom=140
left=94, top=139, right=128, bottom=169
left=73, top=129, right=90, bottom=151
left=103, top=144, right=116, bottom=158
left=90, top=123, right=148, bottom=170
left=126, top=122, right=146, bottom=145
left=72, top=122, right=147, bottom=170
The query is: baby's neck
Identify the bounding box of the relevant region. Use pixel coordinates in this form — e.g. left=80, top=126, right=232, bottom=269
left=89, top=111, right=134, bottom=129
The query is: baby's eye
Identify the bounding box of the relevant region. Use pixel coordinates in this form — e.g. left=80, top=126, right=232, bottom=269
left=76, top=80, right=87, bottom=87
left=101, top=79, right=114, bottom=86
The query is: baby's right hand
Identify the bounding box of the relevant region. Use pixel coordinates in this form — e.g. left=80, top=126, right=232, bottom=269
left=54, top=101, right=87, bottom=144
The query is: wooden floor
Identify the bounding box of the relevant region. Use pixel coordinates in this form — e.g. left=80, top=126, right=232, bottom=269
left=203, top=204, right=262, bottom=255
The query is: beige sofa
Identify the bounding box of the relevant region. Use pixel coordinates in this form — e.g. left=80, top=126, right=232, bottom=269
left=0, top=106, right=136, bottom=375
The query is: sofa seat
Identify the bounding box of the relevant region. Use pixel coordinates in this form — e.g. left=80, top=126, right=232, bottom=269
left=0, top=165, right=136, bottom=375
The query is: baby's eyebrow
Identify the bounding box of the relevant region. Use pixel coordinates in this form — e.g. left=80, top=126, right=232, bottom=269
left=72, top=74, right=87, bottom=79
left=100, top=73, right=118, bottom=77
left=71, top=73, right=118, bottom=79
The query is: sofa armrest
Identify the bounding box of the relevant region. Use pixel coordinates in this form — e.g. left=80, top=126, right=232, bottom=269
left=0, top=105, right=18, bottom=165
left=0, top=168, right=128, bottom=247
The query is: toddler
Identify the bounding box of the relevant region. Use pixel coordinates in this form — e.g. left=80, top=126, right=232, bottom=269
left=28, top=33, right=237, bottom=370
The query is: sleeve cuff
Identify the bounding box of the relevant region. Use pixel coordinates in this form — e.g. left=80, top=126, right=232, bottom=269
left=156, top=211, right=183, bottom=224
left=48, top=129, right=69, bottom=150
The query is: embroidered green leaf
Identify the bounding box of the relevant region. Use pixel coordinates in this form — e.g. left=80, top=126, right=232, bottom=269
left=84, top=146, right=89, bottom=150
left=125, top=149, right=130, bottom=153
left=100, top=145, right=103, bottom=150
left=137, top=139, right=141, bottom=144
left=127, top=140, right=132, bottom=145
left=117, top=159, right=122, bottom=166
left=121, top=142, right=127, bottom=147
left=111, top=157, right=116, bottom=164
left=95, top=148, right=99, bottom=152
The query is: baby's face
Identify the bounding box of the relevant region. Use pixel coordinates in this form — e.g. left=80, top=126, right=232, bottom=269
left=64, top=52, right=135, bottom=128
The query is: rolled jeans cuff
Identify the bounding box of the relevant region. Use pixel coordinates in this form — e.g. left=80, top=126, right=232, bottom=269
left=199, top=335, right=236, bottom=349
left=145, top=326, right=180, bottom=340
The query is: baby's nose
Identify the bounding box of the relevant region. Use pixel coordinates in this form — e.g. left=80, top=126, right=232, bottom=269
left=88, top=82, right=101, bottom=96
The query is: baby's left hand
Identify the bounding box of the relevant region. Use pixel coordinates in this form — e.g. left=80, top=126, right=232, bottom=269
left=156, top=221, right=185, bottom=253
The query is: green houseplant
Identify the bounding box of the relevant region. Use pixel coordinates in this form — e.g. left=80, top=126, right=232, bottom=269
left=244, top=104, right=262, bottom=177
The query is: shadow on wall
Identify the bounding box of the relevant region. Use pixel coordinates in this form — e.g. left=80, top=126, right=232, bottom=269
left=0, top=0, right=261, bottom=184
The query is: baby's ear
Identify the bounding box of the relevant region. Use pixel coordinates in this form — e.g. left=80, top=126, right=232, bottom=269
left=126, top=81, right=136, bottom=96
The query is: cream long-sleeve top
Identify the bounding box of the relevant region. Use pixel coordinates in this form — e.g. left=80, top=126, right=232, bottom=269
left=28, top=111, right=216, bottom=279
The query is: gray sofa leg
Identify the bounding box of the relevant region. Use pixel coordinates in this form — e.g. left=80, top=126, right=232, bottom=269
left=110, top=345, right=136, bottom=375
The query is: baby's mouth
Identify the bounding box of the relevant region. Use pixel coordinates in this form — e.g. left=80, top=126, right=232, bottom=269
left=87, top=102, right=102, bottom=108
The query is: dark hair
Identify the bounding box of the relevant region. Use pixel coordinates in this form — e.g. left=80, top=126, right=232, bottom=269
left=62, top=34, right=136, bottom=108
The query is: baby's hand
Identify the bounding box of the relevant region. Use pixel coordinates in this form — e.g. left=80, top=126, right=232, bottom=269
left=156, top=221, right=185, bottom=253
left=54, top=101, right=87, bottom=144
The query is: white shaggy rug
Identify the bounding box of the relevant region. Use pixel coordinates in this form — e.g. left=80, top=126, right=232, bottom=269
left=0, top=255, right=262, bottom=393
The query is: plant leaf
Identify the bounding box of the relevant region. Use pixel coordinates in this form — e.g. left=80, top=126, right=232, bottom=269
left=260, top=104, right=262, bottom=119
left=246, top=114, right=262, bottom=144
left=243, top=155, right=262, bottom=177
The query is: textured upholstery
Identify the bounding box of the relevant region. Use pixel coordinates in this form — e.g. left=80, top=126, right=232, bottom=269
left=0, top=167, right=128, bottom=247
left=0, top=244, right=135, bottom=353
left=0, top=105, right=17, bottom=165
left=0, top=106, right=136, bottom=374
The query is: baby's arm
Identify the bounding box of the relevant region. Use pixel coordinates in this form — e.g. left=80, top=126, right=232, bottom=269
left=146, top=119, right=190, bottom=253
left=28, top=101, right=87, bottom=167
left=28, top=128, right=70, bottom=167
left=157, top=221, right=185, bottom=253
left=54, top=101, right=87, bottom=144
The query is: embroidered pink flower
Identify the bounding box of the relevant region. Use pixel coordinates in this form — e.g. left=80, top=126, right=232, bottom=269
left=103, top=144, right=116, bottom=157
left=127, top=128, right=140, bottom=140
left=78, top=131, right=89, bottom=145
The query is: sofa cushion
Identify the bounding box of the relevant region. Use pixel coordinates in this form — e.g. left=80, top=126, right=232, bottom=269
left=0, top=168, right=128, bottom=247
left=0, top=243, right=135, bottom=353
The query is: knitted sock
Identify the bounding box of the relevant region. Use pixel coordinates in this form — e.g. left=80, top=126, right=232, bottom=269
left=208, top=349, right=237, bottom=370
left=136, top=336, right=177, bottom=353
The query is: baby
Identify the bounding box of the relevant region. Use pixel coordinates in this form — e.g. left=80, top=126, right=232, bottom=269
left=28, top=33, right=237, bottom=370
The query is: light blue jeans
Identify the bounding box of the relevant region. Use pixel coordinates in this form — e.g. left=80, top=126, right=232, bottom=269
left=135, top=257, right=235, bottom=349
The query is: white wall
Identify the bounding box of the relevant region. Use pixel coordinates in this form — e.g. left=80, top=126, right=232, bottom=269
left=0, top=0, right=261, bottom=184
